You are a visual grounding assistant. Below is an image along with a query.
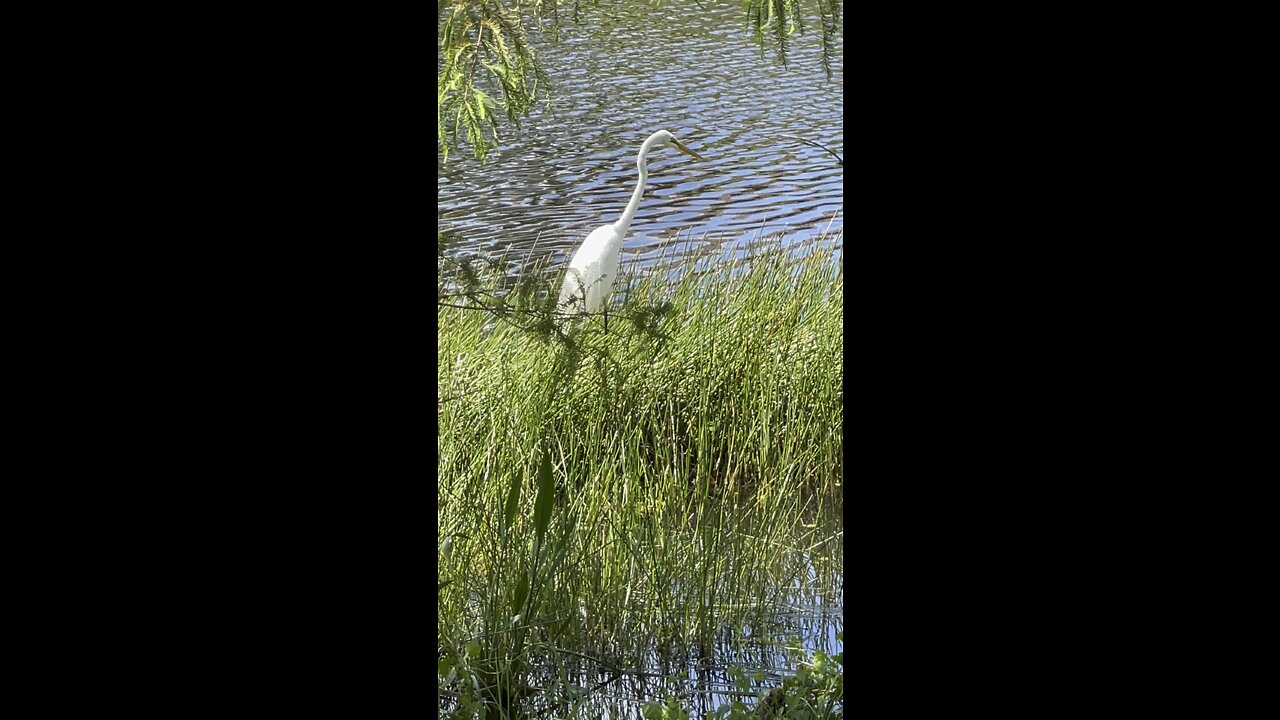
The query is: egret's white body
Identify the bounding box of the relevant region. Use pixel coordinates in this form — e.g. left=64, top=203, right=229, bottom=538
left=558, top=130, right=704, bottom=316
left=558, top=223, right=623, bottom=315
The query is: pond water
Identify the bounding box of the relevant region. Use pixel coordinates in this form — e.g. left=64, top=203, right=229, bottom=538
left=437, top=4, right=843, bottom=716
left=438, top=0, right=844, bottom=274
left=443, top=522, right=844, bottom=719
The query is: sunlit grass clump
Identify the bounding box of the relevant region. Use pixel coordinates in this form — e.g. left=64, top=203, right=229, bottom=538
left=439, top=235, right=842, bottom=495
left=437, top=234, right=842, bottom=718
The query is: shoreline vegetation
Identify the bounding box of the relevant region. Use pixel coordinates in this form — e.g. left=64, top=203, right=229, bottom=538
left=438, top=230, right=844, bottom=718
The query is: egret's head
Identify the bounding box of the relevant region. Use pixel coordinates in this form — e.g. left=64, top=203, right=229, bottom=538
left=650, top=130, right=705, bottom=161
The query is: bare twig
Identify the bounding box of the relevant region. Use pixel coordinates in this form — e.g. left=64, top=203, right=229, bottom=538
left=784, top=134, right=843, bottom=167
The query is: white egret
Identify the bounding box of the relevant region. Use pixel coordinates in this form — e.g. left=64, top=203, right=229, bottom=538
left=557, top=130, right=705, bottom=318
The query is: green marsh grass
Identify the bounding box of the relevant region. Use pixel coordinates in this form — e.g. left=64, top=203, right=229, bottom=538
left=438, top=233, right=843, bottom=718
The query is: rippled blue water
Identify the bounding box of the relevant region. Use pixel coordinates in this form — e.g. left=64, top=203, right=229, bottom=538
left=438, top=1, right=843, bottom=272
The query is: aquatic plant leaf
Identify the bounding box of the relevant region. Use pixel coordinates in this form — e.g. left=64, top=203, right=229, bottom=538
left=502, top=471, right=521, bottom=538
left=512, top=568, right=530, bottom=617
left=542, top=511, right=577, bottom=581
left=532, top=444, right=555, bottom=544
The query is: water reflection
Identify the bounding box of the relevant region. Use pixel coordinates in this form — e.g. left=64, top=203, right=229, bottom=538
left=520, top=556, right=843, bottom=719
left=438, top=1, right=843, bottom=273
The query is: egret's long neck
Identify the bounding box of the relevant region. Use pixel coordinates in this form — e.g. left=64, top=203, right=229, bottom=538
left=615, top=140, right=654, bottom=231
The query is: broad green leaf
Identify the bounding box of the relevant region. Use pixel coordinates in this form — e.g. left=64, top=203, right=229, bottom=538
left=532, top=444, right=555, bottom=544
left=512, top=568, right=529, bottom=616
left=502, top=471, right=523, bottom=540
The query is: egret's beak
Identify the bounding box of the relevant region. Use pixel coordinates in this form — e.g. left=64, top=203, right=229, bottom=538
left=672, top=138, right=705, bottom=161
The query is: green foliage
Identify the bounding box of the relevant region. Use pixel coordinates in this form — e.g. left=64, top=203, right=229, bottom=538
left=815, top=0, right=841, bottom=79
left=439, top=0, right=550, bottom=162
left=438, top=235, right=844, bottom=500
left=741, top=0, right=838, bottom=80
left=438, top=233, right=843, bottom=717
left=643, top=697, right=691, bottom=720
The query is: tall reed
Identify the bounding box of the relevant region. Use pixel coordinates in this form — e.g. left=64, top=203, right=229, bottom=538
left=438, top=233, right=842, bottom=717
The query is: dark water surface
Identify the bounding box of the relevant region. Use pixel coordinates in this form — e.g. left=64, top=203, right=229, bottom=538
left=438, top=1, right=843, bottom=273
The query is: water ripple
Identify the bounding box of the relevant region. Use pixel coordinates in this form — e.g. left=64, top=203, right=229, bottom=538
left=438, top=2, right=843, bottom=272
